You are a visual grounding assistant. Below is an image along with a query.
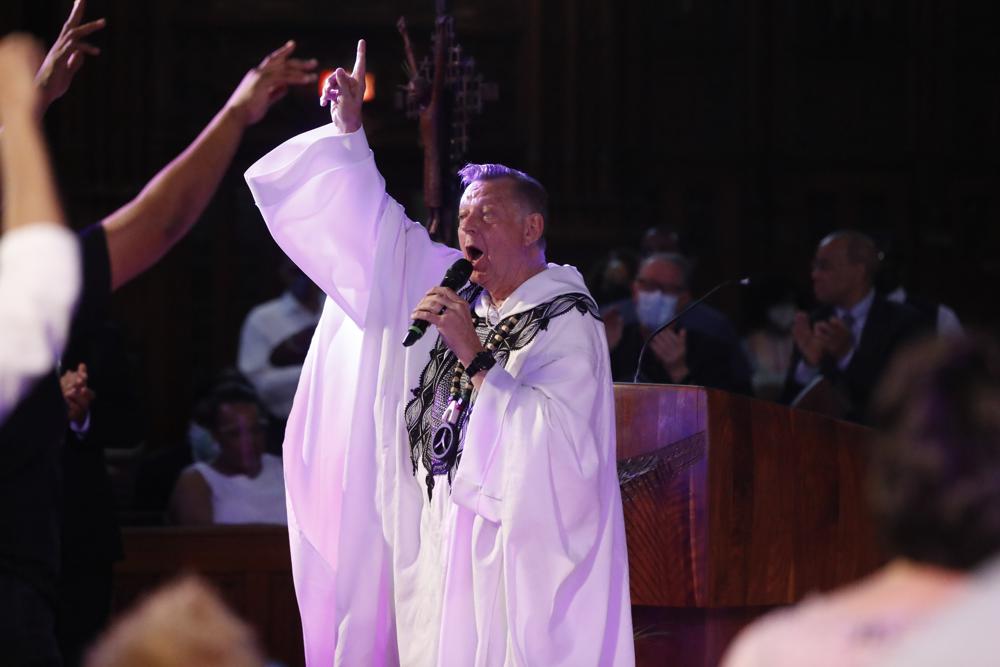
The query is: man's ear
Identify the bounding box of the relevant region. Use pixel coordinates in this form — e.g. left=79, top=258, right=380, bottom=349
left=523, top=212, right=544, bottom=246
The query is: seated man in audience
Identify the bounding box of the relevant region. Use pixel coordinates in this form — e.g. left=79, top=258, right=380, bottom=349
left=607, top=252, right=753, bottom=393
left=723, top=334, right=1000, bottom=667
left=783, top=230, right=924, bottom=422
left=237, top=261, right=321, bottom=444
left=169, top=377, right=286, bottom=526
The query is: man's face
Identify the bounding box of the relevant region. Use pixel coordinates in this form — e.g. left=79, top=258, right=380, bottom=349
left=632, top=258, right=690, bottom=309
left=811, top=238, right=863, bottom=305
left=457, top=179, right=535, bottom=296
left=213, top=402, right=266, bottom=477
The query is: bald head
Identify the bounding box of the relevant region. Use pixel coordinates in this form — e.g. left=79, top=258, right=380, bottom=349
left=811, top=230, right=880, bottom=308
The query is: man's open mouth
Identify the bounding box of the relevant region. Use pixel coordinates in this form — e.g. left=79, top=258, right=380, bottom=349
left=466, top=246, right=484, bottom=262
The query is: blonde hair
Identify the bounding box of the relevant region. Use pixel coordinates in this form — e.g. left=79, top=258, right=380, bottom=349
left=85, top=577, right=265, bottom=667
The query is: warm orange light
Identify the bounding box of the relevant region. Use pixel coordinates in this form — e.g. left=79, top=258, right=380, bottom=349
left=318, top=70, right=334, bottom=98
left=317, top=70, right=375, bottom=103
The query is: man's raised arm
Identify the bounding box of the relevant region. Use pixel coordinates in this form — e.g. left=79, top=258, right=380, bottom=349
left=101, top=41, right=317, bottom=291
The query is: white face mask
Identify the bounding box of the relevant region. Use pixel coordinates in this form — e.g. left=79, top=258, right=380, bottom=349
left=766, top=303, right=796, bottom=331
left=636, top=290, right=678, bottom=331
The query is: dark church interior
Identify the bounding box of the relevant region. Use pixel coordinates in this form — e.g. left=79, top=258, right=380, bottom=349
left=2, top=0, right=999, bottom=665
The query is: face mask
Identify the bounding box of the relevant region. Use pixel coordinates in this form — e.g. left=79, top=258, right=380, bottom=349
left=766, top=303, right=796, bottom=331
left=636, top=290, right=678, bottom=331
left=188, top=422, right=221, bottom=463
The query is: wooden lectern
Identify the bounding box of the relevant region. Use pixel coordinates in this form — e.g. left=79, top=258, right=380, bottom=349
left=616, top=383, right=885, bottom=666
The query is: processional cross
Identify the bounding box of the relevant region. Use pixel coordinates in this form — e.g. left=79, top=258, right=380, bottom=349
left=396, top=1, right=497, bottom=245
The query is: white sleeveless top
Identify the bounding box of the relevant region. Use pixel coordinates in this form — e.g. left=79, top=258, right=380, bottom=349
left=191, top=454, right=287, bottom=525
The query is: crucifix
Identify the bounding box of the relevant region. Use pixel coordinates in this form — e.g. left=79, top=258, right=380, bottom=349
left=397, top=2, right=497, bottom=245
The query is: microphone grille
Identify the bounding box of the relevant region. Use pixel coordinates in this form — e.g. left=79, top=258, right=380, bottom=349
left=443, top=258, right=473, bottom=289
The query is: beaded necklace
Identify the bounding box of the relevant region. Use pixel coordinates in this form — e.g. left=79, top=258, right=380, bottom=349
left=429, top=311, right=522, bottom=470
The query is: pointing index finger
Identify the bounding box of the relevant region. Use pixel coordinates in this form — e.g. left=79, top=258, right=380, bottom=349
left=351, top=39, right=366, bottom=81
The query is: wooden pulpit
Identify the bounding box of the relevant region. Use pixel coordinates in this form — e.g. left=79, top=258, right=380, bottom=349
left=616, top=383, right=885, bottom=666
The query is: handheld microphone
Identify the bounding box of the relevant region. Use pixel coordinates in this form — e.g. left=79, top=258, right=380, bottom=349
left=402, top=258, right=474, bottom=347
left=632, top=277, right=751, bottom=383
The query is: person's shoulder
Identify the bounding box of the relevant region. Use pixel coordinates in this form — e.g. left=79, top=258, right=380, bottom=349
left=874, top=295, right=928, bottom=333
left=243, top=294, right=292, bottom=323
left=722, top=595, right=839, bottom=667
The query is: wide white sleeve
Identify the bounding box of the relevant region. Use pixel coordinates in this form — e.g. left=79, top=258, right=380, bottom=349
left=245, top=125, right=386, bottom=327
left=0, top=224, right=80, bottom=425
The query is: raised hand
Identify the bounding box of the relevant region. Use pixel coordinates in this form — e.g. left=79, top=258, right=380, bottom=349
left=35, top=0, right=106, bottom=112
left=225, top=41, right=318, bottom=128
left=0, top=35, right=45, bottom=118
left=320, top=39, right=366, bottom=134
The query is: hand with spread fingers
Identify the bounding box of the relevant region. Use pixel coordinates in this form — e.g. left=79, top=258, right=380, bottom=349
left=410, top=287, right=484, bottom=368
left=35, top=0, right=106, bottom=113
left=320, top=39, right=366, bottom=134
left=225, top=40, right=318, bottom=128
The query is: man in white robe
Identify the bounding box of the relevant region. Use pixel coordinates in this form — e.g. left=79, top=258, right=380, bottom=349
left=245, top=39, right=633, bottom=666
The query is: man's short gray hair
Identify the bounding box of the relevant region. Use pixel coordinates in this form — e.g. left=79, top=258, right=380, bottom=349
left=641, top=252, right=693, bottom=290
left=457, top=163, right=549, bottom=223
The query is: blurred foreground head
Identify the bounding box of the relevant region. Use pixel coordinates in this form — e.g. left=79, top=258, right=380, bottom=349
left=85, top=577, right=264, bottom=667
left=870, top=334, right=1000, bottom=571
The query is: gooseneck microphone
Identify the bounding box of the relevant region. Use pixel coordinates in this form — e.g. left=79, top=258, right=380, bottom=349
left=402, top=258, right=474, bottom=347
left=632, top=277, right=751, bottom=383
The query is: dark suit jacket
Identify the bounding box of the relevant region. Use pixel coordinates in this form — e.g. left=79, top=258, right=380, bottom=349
left=782, top=296, right=927, bottom=423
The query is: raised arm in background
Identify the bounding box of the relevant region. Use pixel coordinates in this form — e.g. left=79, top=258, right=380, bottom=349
left=102, top=41, right=318, bottom=290
left=0, top=35, right=80, bottom=424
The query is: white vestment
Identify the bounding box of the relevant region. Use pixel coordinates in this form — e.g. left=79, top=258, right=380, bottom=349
left=245, top=124, right=634, bottom=666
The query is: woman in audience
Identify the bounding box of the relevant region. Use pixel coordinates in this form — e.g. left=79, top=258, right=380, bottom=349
left=169, top=376, right=286, bottom=525
left=723, top=334, right=1000, bottom=667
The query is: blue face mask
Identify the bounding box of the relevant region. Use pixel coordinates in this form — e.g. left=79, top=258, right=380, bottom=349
left=636, top=290, right=678, bottom=331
